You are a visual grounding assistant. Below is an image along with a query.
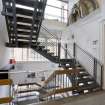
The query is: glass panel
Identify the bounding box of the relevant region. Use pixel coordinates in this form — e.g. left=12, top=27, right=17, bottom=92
left=47, top=0, right=62, bottom=8
left=10, top=48, right=48, bottom=62
left=45, top=6, right=62, bottom=21
left=14, top=48, right=22, bottom=61
left=45, top=0, right=68, bottom=23
left=22, top=48, right=28, bottom=61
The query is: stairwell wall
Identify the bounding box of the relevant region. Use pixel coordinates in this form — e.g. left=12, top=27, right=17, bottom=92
left=0, top=1, right=11, bottom=105
left=0, top=0, right=10, bottom=68
left=62, top=4, right=105, bottom=88
left=63, top=9, right=102, bottom=60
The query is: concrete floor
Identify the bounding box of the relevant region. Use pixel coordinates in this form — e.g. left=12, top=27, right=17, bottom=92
left=34, top=91, right=105, bottom=105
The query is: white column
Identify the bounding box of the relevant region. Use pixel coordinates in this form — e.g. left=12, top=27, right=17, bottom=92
left=99, top=20, right=105, bottom=89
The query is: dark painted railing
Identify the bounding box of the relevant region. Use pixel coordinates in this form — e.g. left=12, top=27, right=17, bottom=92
left=73, top=43, right=103, bottom=89
left=39, top=25, right=72, bottom=60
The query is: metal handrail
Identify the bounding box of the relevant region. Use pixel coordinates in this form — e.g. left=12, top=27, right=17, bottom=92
left=75, top=43, right=103, bottom=66
left=41, top=25, right=60, bottom=40
left=40, top=25, right=72, bottom=58
left=61, top=45, right=72, bottom=58
left=74, top=43, right=103, bottom=88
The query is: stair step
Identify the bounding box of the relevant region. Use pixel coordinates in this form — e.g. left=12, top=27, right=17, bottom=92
left=78, top=78, right=94, bottom=83
left=54, top=56, right=59, bottom=58
left=73, top=83, right=100, bottom=95
left=76, top=67, right=85, bottom=71
left=15, top=8, right=42, bottom=17
left=18, top=41, right=40, bottom=45
left=5, top=41, right=40, bottom=47
left=17, top=94, right=36, bottom=99
left=18, top=88, right=47, bottom=94
left=11, top=36, right=37, bottom=41
left=7, top=6, right=43, bottom=17
left=18, top=82, right=42, bottom=87
left=78, top=83, right=100, bottom=91
left=60, top=64, right=71, bottom=68
left=10, top=24, right=38, bottom=31
left=38, top=46, right=45, bottom=49
left=36, top=46, right=45, bottom=51
left=78, top=72, right=89, bottom=77
left=11, top=30, right=37, bottom=36
left=43, top=49, right=50, bottom=53
left=9, top=16, right=40, bottom=25
left=18, top=89, right=39, bottom=94
left=60, top=59, right=74, bottom=62
left=48, top=52, right=54, bottom=56
left=16, top=0, right=43, bottom=8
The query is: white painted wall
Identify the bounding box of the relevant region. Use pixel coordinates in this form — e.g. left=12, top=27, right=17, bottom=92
left=0, top=0, right=10, bottom=68
left=62, top=10, right=103, bottom=85
left=63, top=0, right=105, bottom=88
left=63, top=9, right=102, bottom=59
left=100, top=0, right=105, bottom=90
left=0, top=1, right=12, bottom=103
left=41, top=19, right=67, bottom=39
left=42, top=19, right=66, bottom=31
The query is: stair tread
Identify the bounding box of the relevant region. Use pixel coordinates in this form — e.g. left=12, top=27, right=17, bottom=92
left=11, top=36, right=37, bottom=40
left=5, top=41, right=40, bottom=47
left=17, top=94, right=36, bottom=99
left=48, top=52, right=54, bottom=55
left=16, top=0, right=43, bottom=8
left=18, top=82, right=42, bottom=87
left=78, top=72, right=89, bottom=77
left=7, top=6, right=42, bottom=17
left=78, top=78, right=94, bottom=83
left=10, top=24, right=38, bottom=31
left=60, top=59, right=75, bottom=63
left=11, top=30, right=37, bottom=36
left=9, top=16, right=40, bottom=24
left=78, top=83, right=100, bottom=90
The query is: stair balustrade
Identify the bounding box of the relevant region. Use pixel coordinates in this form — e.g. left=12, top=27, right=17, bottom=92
left=74, top=43, right=103, bottom=89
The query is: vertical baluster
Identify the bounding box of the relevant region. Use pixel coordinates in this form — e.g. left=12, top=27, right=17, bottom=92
left=63, top=74, right=64, bottom=89
left=53, top=73, right=55, bottom=100
left=94, top=58, right=97, bottom=83
left=65, top=43, right=68, bottom=59
left=56, top=39, right=57, bottom=56
left=58, top=42, right=61, bottom=66
left=73, top=43, right=76, bottom=68
left=66, top=74, right=67, bottom=88
left=101, top=66, right=103, bottom=90
left=54, top=74, right=56, bottom=100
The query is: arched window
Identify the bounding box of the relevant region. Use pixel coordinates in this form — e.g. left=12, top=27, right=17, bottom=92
left=68, top=0, right=99, bottom=24
left=80, top=0, right=99, bottom=16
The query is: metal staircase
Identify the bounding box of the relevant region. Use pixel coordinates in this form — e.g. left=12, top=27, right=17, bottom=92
left=13, top=67, right=102, bottom=103
left=39, top=67, right=101, bottom=99
left=1, top=0, right=74, bottom=65
left=1, top=0, right=104, bottom=104
left=1, top=0, right=47, bottom=45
